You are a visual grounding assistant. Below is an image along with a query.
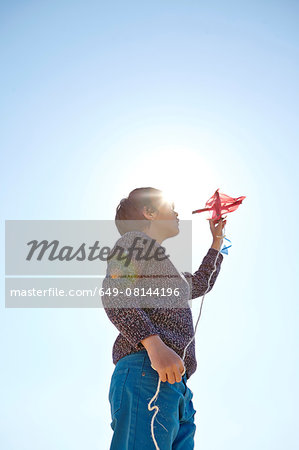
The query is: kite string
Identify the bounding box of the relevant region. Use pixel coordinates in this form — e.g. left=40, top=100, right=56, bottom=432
left=147, top=226, right=226, bottom=450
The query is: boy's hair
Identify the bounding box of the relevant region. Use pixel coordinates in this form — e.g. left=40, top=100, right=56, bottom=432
left=115, top=187, right=163, bottom=236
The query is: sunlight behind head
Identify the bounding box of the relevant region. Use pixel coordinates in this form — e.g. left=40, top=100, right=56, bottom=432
left=160, top=191, right=176, bottom=210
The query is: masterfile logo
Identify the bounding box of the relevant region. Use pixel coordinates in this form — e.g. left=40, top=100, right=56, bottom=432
left=5, top=220, right=192, bottom=308
left=25, top=236, right=169, bottom=266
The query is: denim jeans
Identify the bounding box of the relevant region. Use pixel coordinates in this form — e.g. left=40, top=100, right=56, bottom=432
left=108, top=349, right=196, bottom=449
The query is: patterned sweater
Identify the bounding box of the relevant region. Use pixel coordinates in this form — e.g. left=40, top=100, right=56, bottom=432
left=101, top=230, right=224, bottom=379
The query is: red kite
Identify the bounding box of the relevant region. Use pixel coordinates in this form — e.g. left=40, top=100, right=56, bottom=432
left=192, top=188, right=246, bottom=222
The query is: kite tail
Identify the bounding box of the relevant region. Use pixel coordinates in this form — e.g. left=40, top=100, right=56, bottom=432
left=147, top=226, right=226, bottom=450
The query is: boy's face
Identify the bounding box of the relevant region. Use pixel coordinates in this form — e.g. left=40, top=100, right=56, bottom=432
left=146, top=196, right=179, bottom=239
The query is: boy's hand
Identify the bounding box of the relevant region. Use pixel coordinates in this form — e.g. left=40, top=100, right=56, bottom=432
left=209, top=216, right=227, bottom=240
left=148, top=342, right=185, bottom=383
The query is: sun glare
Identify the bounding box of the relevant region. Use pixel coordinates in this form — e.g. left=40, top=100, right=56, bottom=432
left=148, top=148, right=218, bottom=217
left=161, top=191, right=175, bottom=209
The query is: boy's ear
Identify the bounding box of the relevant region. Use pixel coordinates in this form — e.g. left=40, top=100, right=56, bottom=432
left=143, top=205, right=156, bottom=217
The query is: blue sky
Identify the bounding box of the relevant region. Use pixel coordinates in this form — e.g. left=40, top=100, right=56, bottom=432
left=1, top=1, right=298, bottom=449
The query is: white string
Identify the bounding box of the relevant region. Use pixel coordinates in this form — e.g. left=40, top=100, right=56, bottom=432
left=147, top=225, right=226, bottom=449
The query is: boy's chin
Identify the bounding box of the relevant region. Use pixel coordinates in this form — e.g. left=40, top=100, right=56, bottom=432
left=170, top=228, right=180, bottom=237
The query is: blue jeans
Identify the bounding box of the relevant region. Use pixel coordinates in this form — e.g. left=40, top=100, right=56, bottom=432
left=108, top=349, right=196, bottom=449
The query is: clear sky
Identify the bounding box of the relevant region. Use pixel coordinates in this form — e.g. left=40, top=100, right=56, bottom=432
left=1, top=1, right=298, bottom=449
